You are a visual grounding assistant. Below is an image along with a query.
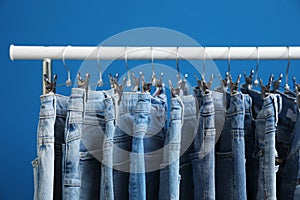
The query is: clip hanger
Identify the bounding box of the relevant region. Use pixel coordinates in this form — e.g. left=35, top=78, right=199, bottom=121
left=272, top=73, right=283, bottom=92
left=169, top=80, right=180, bottom=98
left=260, top=75, right=273, bottom=98
left=243, top=69, right=254, bottom=89
left=44, top=74, right=57, bottom=94
left=141, top=72, right=152, bottom=93
left=130, top=72, right=141, bottom=92
left=77, top=72, right=90, bottom=100
left=109, top=73, right=126, bottom=104
left=230, top=74, right=241, bottom=95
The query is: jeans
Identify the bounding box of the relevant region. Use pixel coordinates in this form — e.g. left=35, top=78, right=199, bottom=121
left=241, top=85, right=262, bottom=200
left=215, top=92, right=247, bottom=200
left=276, top=92, right=300, bottom=200
left=191, top=91, right=216, bottom=200
left=254, top=94, right=281, bottom=200
left=100, top=96, right=116, bottom=200
left=33, top=93, right=68, bottom=200
left=79, top=90, right=113, bottom=200
left=64, top=88, right=85, bottom=200
left=129, top=93, right=151, bottom=200
left=114, top=91, right=167, bottom=200
left=159, top=96, right=183, bottom=200
left=179, top=95, right=198, bottom=200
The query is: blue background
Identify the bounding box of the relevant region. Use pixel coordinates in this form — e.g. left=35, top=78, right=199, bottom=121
left=1, top=0, right=300, bottom=199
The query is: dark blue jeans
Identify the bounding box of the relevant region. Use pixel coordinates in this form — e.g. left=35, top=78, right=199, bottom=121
left=215, top=92, right=247, bottom=200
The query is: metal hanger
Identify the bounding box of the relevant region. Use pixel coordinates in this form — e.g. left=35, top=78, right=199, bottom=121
left=151, top=47, right=157, bottom=86
left=169, top=80, right=180, bottom=98
left=254, top=47, right=260, bottom=86
left=62, top=46, right=72, bottom=87
left=272, top=73, right=283, bottom=92
left=175, top=47, right=189, bottom=95
left=243, top=69, right=254, bottom=89
left=141, top=72, right=151, bottom=93
left=125, top=47, right=132, bottom=87
left=77, top=72, right=90, bottom=101
left=153, top=72, right=164, bottom=97
left=230, top=74, right=241, bottom=95
left=96, top=46, right=103, bottom=87
left=284, top=46, right=291, bottom=93
left=130, top=72, right=141, bottom=92
left=108, top=73, right=126, bottom=104
left=43, top=74, right=57, bottom=94
left=260, top=75, right=273, bottom=98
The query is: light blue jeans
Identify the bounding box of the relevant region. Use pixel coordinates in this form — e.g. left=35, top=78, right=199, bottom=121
left=191, top=91, right=216, bottom=200
left=254, top=94, right=281, bottom=200
left=179, top=95, right=198, bottom=200
left=129, top=92, right=151, bottom=200
left=33, top=94, right=68, bottom=200
left=63, top=88, right=85, bottom=200
left=159, top=96, right=183, bottom=200
left=100, top=96, right=116, bottom=200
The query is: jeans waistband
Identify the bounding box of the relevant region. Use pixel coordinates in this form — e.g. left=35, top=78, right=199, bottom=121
left=181, top=95, right=197, bottom=118
left=200, top=91, right=214, bottom=116
left=226, top=92, right=244, bottom=116
left=170, top=96, right=184, bottom=121
left=40, top=93, right=69, bottom=117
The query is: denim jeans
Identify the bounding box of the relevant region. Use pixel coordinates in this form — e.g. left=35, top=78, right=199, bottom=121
left=33, top=93, right=68, bottom=200
left=79, top=90, right=113, bottom=200
left=114, top=91, right=167, bottom=200
left=254, top=94, right=281, bottom=200
left=240, top=85, right=260, bottom=200
left=191, top=91, right=216, bottom=200
left=276, top=92, right=300, bottom=200
left=129, top=93, right=151, bottom=200
left=100, top=96, right=116, bottom=200
left=63, top=88, right=85, bottom=200
left=215, top=92, right=247, bottom=200
left=179, top=95, right=198, bottom=200
left=159, top=96, right=183, bottom=200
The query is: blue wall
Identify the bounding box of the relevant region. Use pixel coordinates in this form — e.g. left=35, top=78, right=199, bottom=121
left=1, top=0, right=300, bottom=199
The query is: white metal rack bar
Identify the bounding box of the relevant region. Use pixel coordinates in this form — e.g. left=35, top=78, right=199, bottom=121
left=9, top=45, right=300, bottom=60
left=9, top=45, right=300, bottom=94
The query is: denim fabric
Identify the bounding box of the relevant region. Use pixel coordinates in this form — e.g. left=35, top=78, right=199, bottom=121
left=113, top=91, right=167, bottom=200
left=79, top=90, right=110, bottom=200
left=254, top=94, right=281, bottom=200
left=129, top=93, right=151, bottom=200
left=215, top=92, right=247, bottom=200
left=33, top=93, right=68, bottom=200
left=100, top=96, right=116, bottom=200
left=240, top=85, right=261, bottom=200
left=159, top=96, right=183, bottom=200
left=64, top=88, right=85, bottom=200
left=179, top=95, right=198, bottom=200
left=191, top=91, right=216, bottom=200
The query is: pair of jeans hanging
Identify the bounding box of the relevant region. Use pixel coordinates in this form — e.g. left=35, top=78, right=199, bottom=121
left=63, top=88, right=85, bottom=200
left=191, top=91, right=216, bottom=200
left=215, top=92, right=247, bottom=200
left=159, top=96, right=184, bottom=200
left=254, top=94, right=281, bottom=200
left=33, top=93, right=68, bottom=200
left=179, top=95, right=198, bottom=200
left=113, top=91, right=167, bottom=200
left=79, top=89, right=115, bottom=200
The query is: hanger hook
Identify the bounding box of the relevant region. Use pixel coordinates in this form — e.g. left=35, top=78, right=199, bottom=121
left=227, top=46, right=231, bottom=74
left=62, top=46, right=72, bottom=86
left=97, top=46, right=103, bottom=86
left=125, top=46, right=131, bottom=87
left=151, top=47, right=156, bottom=86
left=202, top=46, right=206, bottom=78
left=176, top=47, right=180, bottom=81
left=254, top=46, right=260, bottom=86
left=285, top=46, right=291, bottom=91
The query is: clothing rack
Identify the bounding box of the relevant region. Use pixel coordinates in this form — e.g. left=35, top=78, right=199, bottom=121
left=9, top=45, right=300, bottom=94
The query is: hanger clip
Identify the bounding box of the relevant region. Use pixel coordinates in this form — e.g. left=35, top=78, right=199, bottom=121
left=169, top=80, right=180, bottom=98
left=230, top=74, right=241, bottom=95
left=77, top=72, right=90, bottom=100
left=44, top=74, right=57, bottom=94
left=141, top=73, right=152, bottom=93
left=272, top=73, right=283, bottom=92
left=260, top=75, right=273, bottom=98
left=130, top=72, right=141, bottom=92
left=243, top=69, right=254, bottom=89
